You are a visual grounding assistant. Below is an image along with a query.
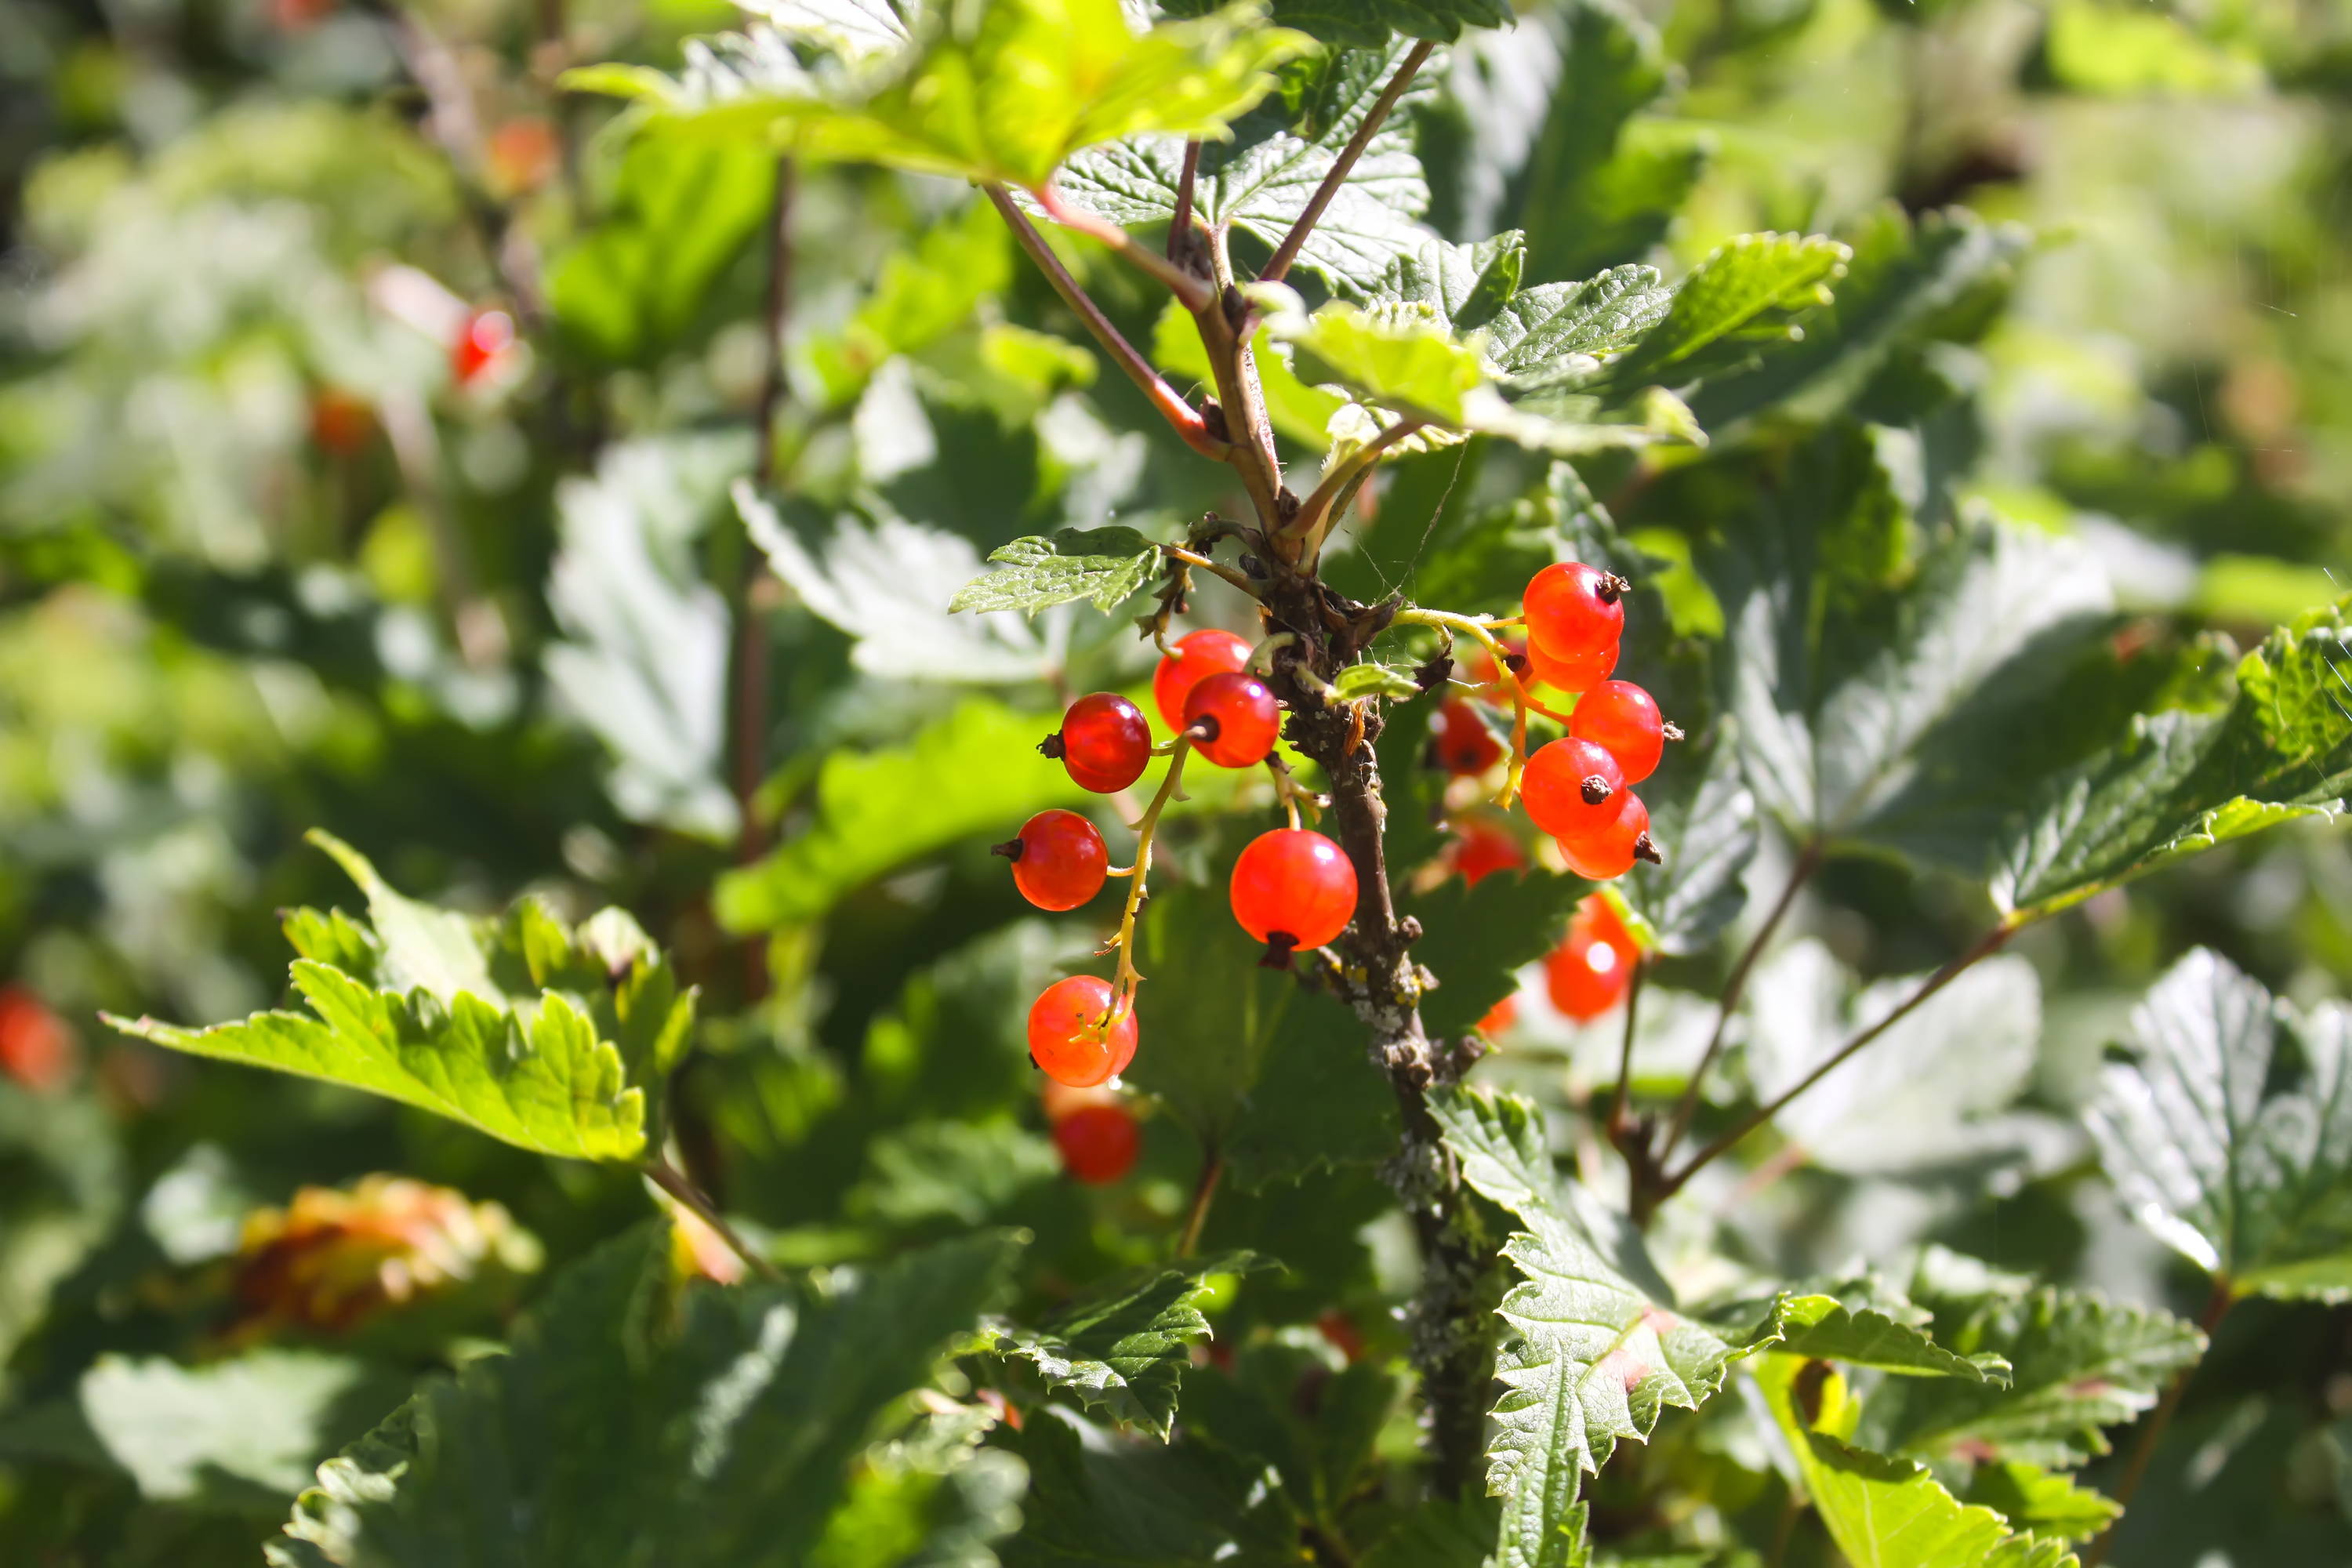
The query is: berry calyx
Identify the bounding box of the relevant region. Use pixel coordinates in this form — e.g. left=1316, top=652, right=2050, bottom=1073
left=1558, top=791, right=1654, bottom=880
left=1053, top=1103, right=1140, bottom=1185
left=451, top=308, right=515, bottom=387
left=1152, top=629, right=1254, bottom=731
left=1230, top=829, right=1359, bottom=955
left=1452, top=819, right=1524, bottom=887
left=1523, top=561, right=1627, bottom=659
left=1027, top=975, right=1137, bottom=1087
left=1524, top=636, right=1617, bottom=698
left=1181, top=671, right=1280, bottom=768
left=996, top=810, right=1109, bottom=911
left=1545, top=896, right=1639, bottom=1020
left=1047, top=693, right=1152, bottom=793
left=1432, top=698, right=1504, bottom=775
left=1570, top=681, right=1665, bottom=784
left=1521, top=737, right=1626, bottom=841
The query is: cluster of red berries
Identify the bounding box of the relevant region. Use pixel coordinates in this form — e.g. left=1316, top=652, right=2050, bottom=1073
left=1475, top=894, right=1640, bottom=1038
left=1041, top=1081, right=1140, bottom=1185
left=1519, top=562, right=1668, bottom=878
left=1000, top=628, right=1360, bottom=1092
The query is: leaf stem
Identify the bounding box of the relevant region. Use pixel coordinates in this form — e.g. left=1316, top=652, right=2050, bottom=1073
left=1259, top=39, right=1435, bottom=285
left=1177, top=1147, right=1223, bottom=1258
left=1169, top=140, right=1203, bottom=258
left=1658, top=922, right=2017, bottom=1200
left=1164, top=542, right=1261, bottom=597
left=982, top=183, right=1227, bottom=459
left=644, top=1156, right=782, bottom=1283
left=1659, top=837, right=1824, bottom=1160
left=1287, top=419, right=1425, bottom=558
left=1608, top=952, right=1646, bottom=1141
left=1035, top=182, right=1213, bottom=310
left=2083, top=1276, right=2234, bottom=1568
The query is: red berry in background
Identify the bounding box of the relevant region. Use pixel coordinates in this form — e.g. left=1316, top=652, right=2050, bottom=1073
left=1452, top=819, right=1523, bottom=887
left=1181, top=671, right=1280, bottom=768
left=1521, top=737, right=1624, bottom=841
left=270, top=0, right=334, bottom=31
left=0, top=986, right=73, bottom=1094
left=1524, top=636, right=1617, bottom=698
left=1230, top=829, right=1359, bottom=955
left=1040, top=1078, right=1118, bottom=1123
left=1054, top=1103, right=1140, bottom=1184
left=1545, top=897, right=1640, bottom=1019
left=997, top=810, right=1109, bottom=911
left=1559, top=791, right=1654, bottom=881
left=1432, top=698, right=1504, bottom=775
left=450, top=309, right=515, bottom=387
left=486, top=118, right=560, bottom=195
left=1477, top=994, right=1518, bottom=1037
left=1152, top=629, right=1253, bottom=730
left=1048, top=693, right=1152, bottom=793
left=1570, top=681, right=1664, bottom=784
left=1523, top=561, right=1626, bottom=659
left=309, top=389, right=372, bottom=456
left=1027, top=976, right=1137, bottom=1087
left=1316, top=1309, right=1367, bottom=1363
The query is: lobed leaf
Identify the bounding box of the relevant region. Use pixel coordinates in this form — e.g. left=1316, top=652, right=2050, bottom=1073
left=952, top=528, right=1164, bottom=616
left=1604, top=231, right=1849, bottom=381
left=985, top=1254, right=1257, bottom=1439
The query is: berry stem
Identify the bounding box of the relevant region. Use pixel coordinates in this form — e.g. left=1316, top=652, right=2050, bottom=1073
left=1176, top=1147, right=1223, bottom=1258
left=1163, top=542, right=1261, bottom=598
left=1606, top=950, right=1646, bottom=1142
left=1105, top=735, right=1199, bottom=1014
left=642, top=1154, right=782, bottom=1283
left=1394, top=608, right=1531, bottom=806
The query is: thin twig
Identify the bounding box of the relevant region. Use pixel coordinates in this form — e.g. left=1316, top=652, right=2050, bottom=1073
left=1608, top=953, right=1646, bottom=1141
left=983, top=185, right=1227, bottom=458
left=1259, top=40, right=1435, bottom=285
left=1169, top=140, right=1203, bottom=258
left=1660, top=839, right=1824, bottom=1160
left=1287, top=419, right=1425, bottom=554
left=1164, top=542, right=1261, bottom=598
left=1660, top=923, right=2017, bottom=1200
left=1177, top=1149, right=1223, bottom=1258
left=1035, top=183, right=1212, bottom=310
left=644, top=1156, right=783, bottom=1282
left=2083, top=1276, right=2236, bottom=1568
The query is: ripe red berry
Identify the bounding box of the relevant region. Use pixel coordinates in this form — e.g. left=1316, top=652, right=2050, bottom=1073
left=1523, top=561, right=1626, bottom=659
left=0, top=986, right=74, bottom=1094
left=450, top=309, right=515, bottom=386
left=1152, top=629, right=1254, bottom=731
left=1181, top=671, right=1280, bottom=768
left=1559, top=791, right=1654, bottom=881
left=1230, top=829, right=1359, bottom=955
left=1570, top=681, right=1664, bottom=784
left=1453, top=819, right=1524, bottom=887
left=1524, top=636, right=1617, bottom=698
left=997, top=810, right=1109, bottom=910
left=1027, top=975, right=1138, bottom=1087
left=1477, top=994, right=1519, bottom=1037
left=1433, top=698, right=1504, bottom=775
left=1048, top=693, right=1152, bottom=793
left=1053, top=1103, right=1140, bottom=1184
left=1521, top=737, right=1625, bottom=842
left=1545, top=898, right=1639, bottom=1020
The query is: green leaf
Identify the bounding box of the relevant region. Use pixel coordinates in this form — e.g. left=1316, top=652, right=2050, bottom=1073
left=1615, top=720, right=1755, bottom=959
left=804, top=198, right=1016, bottom=408
left=1962, top=1461, right=2122, bottom=1543
left=1054, top=37, right=1436, bottom=296
left=1752, top=1356, right=2074, bottom=1568
left=953, top=528, right=1164, bottom=615
left=2042, top=0, right=2262, bottom=97
left=1272, top=297, right=1486, bottom=424
left=1405, top=867, right=1590, bottom=1041
left=545, top=130, right=776, bottom=364
left=1153, top=304, right=1348, bottom=446
left=1606, top=232, right=1850, bottom=383
left=1482, top=263, right=1672, bottom=392
left=716, top=700, right=1097, bottom=931
left=1766, top=1295, right=2012, bottom=1383
left=1333, top=660, right=1423, bottom=701
left=2091, top=948, right=2352, bottom=1300
left=105, top=833, right=693, bottom=1164
left=271, top=1225, right=1022, bottom=1567
left=1507, top=0, right=1679, bottom=284
left=1000, top=1405, right=1301, bottom=1564
left=1428, top=1086, right=1776, bottom=1568
left=1374, top=231, right=1527, bottom=332
left=1165, top=0, right=1509, bottom=47
left=809, top=1410, right=1027, bottom=1568
left=1993, top=600, right=2352, bottom=917
left=1178, top=1343, right=1397, bottom=1534
left=986, top=1254, right=1254, bottom=1439
left=575, top=0, right=1310, bottom=191
left=1859, top=1247, right=2206, bottom=1468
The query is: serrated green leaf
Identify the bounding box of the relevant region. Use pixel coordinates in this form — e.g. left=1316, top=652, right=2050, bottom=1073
left=1505, top=0, right=1678, bottom=284
left=1482, top=265, right=1671, bottom=391
left=104, top=833, right=692, bottom=1164
left=1001, top=1405, right=1302, bottom=1564
left=953, top=528, right=1164, bottom=615
left=1054, top=37, right=1436, bottom=296
left=716, top=700, right=1096, bottom=931
left=1334, top=660, right=1422, bottom=701
left=2091, top=948, right=2352, bottom=1301
left=270, top=1225, right=1022, bottom=1567
left=1858, top=1247, right=2205, bottom=1468
left=574, top=0, right=1310, bottom=190
left=1616, top=719, right=1755, bottom=959
left=1274, top=298, right=1487, bottom=424
left=1962, top=1461, right=2121, bottom=1543
left=987, top=1254, right=1255, bottom=1439
left=1166, top=0, right=1509, bottom=47
left=1993, top=601, right=2352, bottom=917
left=1606, top=232, right=1849, bottom=382
left=1428, top=1086, right=1774, bottom=1568
left=1768, top=1295, right=2012, bottom=1383
left=1374, top=231, right=1527, bottom=332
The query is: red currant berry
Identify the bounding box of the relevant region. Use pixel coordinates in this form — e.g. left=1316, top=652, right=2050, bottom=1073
left=1181, top=671, right=1280, bottom=768
left=1524, top=636, right=1617, bottom=698
left=1545, top=901, right=1637, bottom=1019
left=1027, top=975, right=1137, bottom=1087
left=0, top=986, right=73, bottom=1094
left=1559, top=791, right=1654, bottom=881
left=451, top=309, right=515, bottom=386
left=1230, top=828, right=1359, bottom=956
left=1570, top=681, right=1664, bottom=785
left=1047, top=693, right=1152, bottom=793
left=1152, top=629, right=1254, bottom=731
left=1433, top=698, right=1504, bottom=775
left=1053, top=1103, right=1140, bottom=1184
left=996, top=810, right=1109, bottom=911
left=1316, top=1310, right=1368, bottom=1363
left=1453, top=820, right=1524, bottom=887
left=1477, top=994, right=1519, bottom=1038
left=1521, top=737, right=1625, bottom=842
left=1523, top=561, right=1627, bottom=659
